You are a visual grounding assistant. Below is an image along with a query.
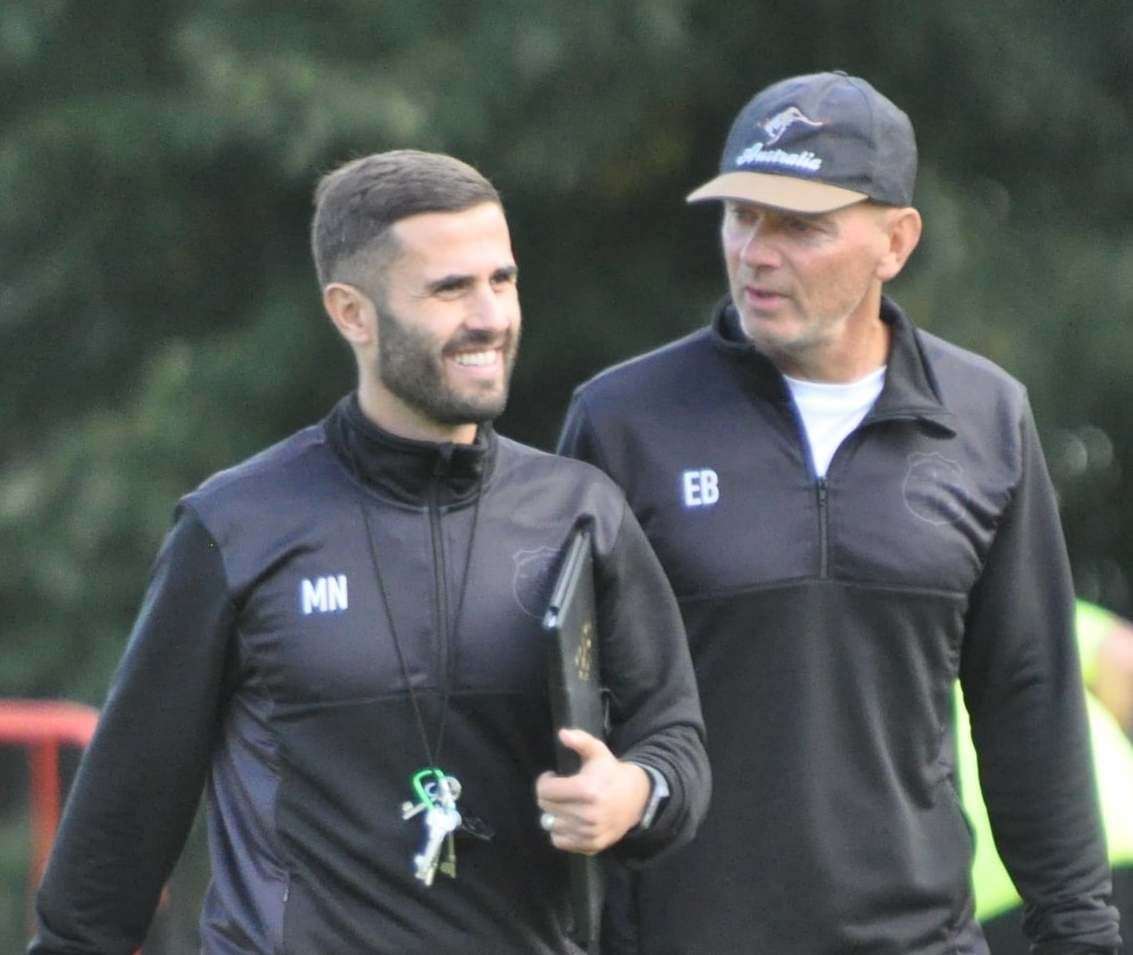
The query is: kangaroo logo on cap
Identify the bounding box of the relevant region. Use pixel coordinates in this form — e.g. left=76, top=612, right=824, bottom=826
left=761, top=107, right=823, bottom=145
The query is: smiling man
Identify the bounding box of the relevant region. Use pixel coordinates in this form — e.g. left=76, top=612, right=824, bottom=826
left=323, top=197, right=521, bottom=444
left=30, top=150, right=709, bottom=954
left=558, top=73, right=1121, bottom=953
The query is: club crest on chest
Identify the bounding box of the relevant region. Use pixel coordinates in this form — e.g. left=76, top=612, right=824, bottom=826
left=512, top=546, right=559, bottom=618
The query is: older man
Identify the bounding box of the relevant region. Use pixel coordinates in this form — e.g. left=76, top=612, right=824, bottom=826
left=559, top=72, right=1120, bottom=953
left=31, top=150, right=708, bottom=954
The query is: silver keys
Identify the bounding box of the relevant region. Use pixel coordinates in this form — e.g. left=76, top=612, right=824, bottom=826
left=413, top=805, right=461, bottom=885
left=401, top=798, right=428, bottom=821
left=401, top=775, right=461, bottom=821
left=407, top=772, right=462, bottom=886
left=438, top=830, right=457, bottom=879
left=434, top=776, right=460, bottom=880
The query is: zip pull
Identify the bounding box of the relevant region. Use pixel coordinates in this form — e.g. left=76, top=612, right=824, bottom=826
left=816, top=478, right=830, bottom=579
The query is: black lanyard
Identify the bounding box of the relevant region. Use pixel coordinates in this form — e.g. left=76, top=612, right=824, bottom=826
left=356, top=484, right=482, bottom=774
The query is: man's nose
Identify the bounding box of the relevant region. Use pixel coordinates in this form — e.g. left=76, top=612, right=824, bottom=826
left=467, top=284, right=513, bottom=332
left=739, top=223, right=783, bottom=269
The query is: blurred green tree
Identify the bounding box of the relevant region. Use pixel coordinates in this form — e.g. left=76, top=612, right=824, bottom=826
left=2, top=1, right=1132, bottom=950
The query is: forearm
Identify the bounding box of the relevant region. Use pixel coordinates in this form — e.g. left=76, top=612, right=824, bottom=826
left=30, top=508, right=236, bottom=953
left=558, top=399, right=711, bottom=858
left=599, top=504, right=710, bottom=862
left=617, top=722, right=709, bottom=855
left=961, top=406, right=1119, bottom=949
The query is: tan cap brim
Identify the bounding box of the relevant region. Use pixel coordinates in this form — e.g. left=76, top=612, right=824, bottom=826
left=686, top=171, right=867, bottom=214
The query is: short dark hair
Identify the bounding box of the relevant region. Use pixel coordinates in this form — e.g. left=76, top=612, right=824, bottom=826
left=310, top=150, right=501, bottom=295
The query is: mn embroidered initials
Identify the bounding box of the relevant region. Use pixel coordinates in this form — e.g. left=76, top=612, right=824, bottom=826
left=301, top=575, right=349, bottom=614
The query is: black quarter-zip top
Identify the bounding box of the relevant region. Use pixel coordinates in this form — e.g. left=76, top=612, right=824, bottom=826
left=558, top=296, right=1118, bottom=954
left=31, top=393, right=710, bottom=955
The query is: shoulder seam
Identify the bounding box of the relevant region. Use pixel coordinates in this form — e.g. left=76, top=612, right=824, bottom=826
left=176, top=500, right=238, bottom=610
left=572, top=392, right=615, bottom=475
left=189, top=426, right=328, bottom=500
left=580, top=326, right=713, bottom=390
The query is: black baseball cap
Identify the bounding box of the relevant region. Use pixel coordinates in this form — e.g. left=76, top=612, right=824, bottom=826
left=687, top=71, right=917, bottom=213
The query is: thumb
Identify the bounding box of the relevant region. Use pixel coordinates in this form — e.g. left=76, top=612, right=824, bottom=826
left=558, top=728, right=611, bottom=764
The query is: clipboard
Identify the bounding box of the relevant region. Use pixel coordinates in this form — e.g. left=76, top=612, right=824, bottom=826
left=543, top=524, right=606, bottom=951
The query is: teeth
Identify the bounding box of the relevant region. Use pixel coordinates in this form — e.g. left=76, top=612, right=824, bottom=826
left=453, top=350, right=497, bottom=367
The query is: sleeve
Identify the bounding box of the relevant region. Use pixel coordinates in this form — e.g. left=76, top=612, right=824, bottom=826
left=597, top=500, right=711, bottom=864
left=958, top=401, right=1122, bottom=954
left=29, top=505, right=238, bottom=955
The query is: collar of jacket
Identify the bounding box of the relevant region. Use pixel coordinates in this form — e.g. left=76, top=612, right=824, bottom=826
left=709, top=294, right=956, bottom=435
left=323, top=392, right=496, bottom=506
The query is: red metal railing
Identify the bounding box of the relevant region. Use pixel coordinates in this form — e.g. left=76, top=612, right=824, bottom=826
left=0, top=699, right=99, bottom=941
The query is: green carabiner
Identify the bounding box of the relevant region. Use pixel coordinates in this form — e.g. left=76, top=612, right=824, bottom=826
left=411, top=767, right=446, bottom=809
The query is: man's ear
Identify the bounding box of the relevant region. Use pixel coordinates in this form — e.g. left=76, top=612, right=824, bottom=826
left=876, top=207, right=923, bottom=283
left=323, top=282, right=376, bottom=347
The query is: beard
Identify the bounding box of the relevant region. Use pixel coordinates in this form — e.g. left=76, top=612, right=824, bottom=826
left=375, top=303, right=520, bottom=428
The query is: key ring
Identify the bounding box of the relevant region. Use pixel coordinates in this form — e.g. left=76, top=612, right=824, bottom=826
left=412, top=767, right=446, bottom=809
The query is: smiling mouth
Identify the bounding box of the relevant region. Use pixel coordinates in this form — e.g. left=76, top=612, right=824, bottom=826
left=451, top=349, right=500, bottom=367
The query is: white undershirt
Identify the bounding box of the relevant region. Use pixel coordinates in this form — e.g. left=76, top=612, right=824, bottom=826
left=783, top=366, right=886, bottom=478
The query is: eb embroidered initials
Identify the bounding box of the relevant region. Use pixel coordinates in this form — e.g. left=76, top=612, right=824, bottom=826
left=301, top=575, right=348, bottom=614
left=682, top=469, right=720, bottom=508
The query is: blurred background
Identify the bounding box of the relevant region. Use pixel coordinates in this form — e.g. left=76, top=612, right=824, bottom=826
left=3, top=1, right=1132, bottom=949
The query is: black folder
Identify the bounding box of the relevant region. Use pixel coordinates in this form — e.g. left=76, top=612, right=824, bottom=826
left=543, top=524, right=606, bottom=951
